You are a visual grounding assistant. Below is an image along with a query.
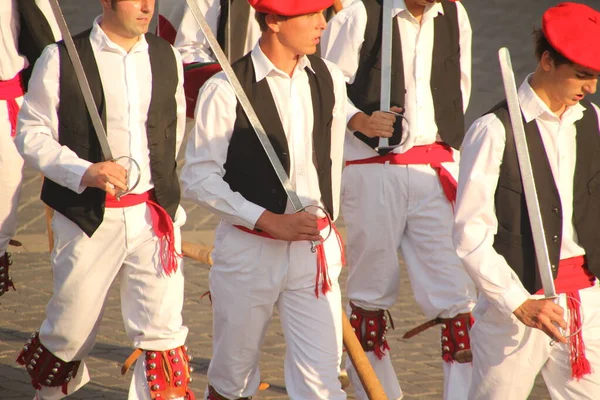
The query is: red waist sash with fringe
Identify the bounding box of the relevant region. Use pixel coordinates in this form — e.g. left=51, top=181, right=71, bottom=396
left=234, top=217, right=345, bottom=298
left=535, top=255, right=596, bottom=380
left=345, top=142, right=457, bottom=204
left=105, top=190, right=181, bottom=276
left=0, top=72, right=25, bottom=137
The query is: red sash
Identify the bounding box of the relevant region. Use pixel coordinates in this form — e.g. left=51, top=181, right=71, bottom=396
left=234, top=218, right=346, bottom=298
left=345, top=142, right=457, bottom=204
left=536, top=255, right=595, bottom=380
left=0, top=73, right=25, bottom=138
left=105, top=191, right=181, bottom=276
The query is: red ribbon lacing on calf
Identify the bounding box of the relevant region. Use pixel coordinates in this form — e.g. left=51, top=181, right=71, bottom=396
left=536, top=255, right=595, bottom=380
left=345, top=142, right=457, bottom=204
left=0, top=72, right=25, bottom=138
left=105, top=190, right=181, bottom=276
left=234, top=217, right=345, bottom=298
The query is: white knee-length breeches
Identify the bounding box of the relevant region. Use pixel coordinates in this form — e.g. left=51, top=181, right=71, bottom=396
left=0, top=96, right=24, bottom=255
left=342, top=162, right=477, bottom=400
left=35, top=203, right=189, bottom=400
left=207, top=221, right=346, bottom=400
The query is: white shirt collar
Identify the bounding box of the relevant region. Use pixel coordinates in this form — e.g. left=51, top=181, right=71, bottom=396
left=518, top=74, right=585, bottom=124
left=90, top=16, right=149, bottom=55
left=250, top=41, right=315, bottom=82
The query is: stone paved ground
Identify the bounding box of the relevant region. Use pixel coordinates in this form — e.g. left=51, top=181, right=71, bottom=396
left=4, top=0, right=599, bottom=398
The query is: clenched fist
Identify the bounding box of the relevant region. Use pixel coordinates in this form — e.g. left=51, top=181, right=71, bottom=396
left=81, top=161, right=128, bottom=196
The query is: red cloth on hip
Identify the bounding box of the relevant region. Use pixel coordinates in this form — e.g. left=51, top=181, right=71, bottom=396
left=105, top=190, right=181, bottom=276
left=0, top=72, right=25, bottom=138
left=345, top=142, right=457, bottom=204
left=535, top=255, right=596, bottom=380
left=234, top=217, right=346, bottom=298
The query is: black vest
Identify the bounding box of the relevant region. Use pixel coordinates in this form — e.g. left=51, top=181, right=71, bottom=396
left=348, top=0, right=464, bottom=150
left=17, top=0, right=57, bottom=89
left=491, top=100, right=600, bottom=294
left=223, top=54, right=336, bottom=216
left=41, top=30, right=180, bottom=237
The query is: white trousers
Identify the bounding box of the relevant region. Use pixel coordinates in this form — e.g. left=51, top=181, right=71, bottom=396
left=0, top=96, right=24, bottom=255
left=469, top=287, right=600, bottom=400
left=35, top=204, right=189, bottom=400
left=207, top=221, right=346, bottom=400
left=342, top=162, right=477, bottom=400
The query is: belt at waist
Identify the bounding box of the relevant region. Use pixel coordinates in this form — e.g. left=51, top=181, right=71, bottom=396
left=345, top=142, right=457, bottom=204
left=535, top=255, right=595, bottom=380
left=106, top=190, right=181, bottom=276
left=234, top=217, right=345, bottom=298
left=0, top=72, right=25, bottom=138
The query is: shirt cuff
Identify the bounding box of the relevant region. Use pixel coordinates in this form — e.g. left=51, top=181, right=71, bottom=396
left=66, top=159, right=93, bottom=194
left=237, top=201, right=266, bottom=230
left=492, top=281, right=531, bottom=318
left=346, top=102, right=361, bottom=127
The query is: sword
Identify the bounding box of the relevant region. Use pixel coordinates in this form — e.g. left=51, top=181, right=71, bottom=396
left=184, top=0, right=329, bottom=251
left=47, top=0, right=141, bottom=199
left=498, top=48, right=557, bottom=299
left=375, top=0, right=398, bottom=153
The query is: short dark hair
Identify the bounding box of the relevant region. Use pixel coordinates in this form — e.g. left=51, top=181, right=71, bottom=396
left=254, top=12, right=289, bottom=32
left=533, top=28, right=572, bottom=67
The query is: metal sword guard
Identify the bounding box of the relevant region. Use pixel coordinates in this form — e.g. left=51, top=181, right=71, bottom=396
left=111, top=156, right=142, bottom=200
left=296, top=204, right=334, bottom=253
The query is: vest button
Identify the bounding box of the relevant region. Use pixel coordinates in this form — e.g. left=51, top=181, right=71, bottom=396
left=552, top=235, right=559, bottom=243
left=551, top=264, right=557, bottom=272
left=552, top=207, right=559, bottom=214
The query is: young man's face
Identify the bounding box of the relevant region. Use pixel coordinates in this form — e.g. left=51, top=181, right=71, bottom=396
left=273, top=11, right=327, bottom=56
left=547, top=59, right=599, bottom=107
left=103, top=0, right=154, bottom=38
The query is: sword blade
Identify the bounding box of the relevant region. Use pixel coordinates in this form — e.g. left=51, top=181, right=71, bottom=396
left=377, top=0, right=393, bottom=150
left=498, top=47, right=557, bottom=299
left=47, top=0, right=113, bottom=161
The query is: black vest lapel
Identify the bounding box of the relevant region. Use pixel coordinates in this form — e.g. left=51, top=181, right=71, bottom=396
left=431, top=1, right=464, bottom=149
left=307, top=56, right=335, bottom=215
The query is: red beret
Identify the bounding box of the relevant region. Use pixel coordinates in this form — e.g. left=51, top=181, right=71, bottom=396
left=248, top=0, right=334, bottom=17
left=542, top=2, right=600, bottom=71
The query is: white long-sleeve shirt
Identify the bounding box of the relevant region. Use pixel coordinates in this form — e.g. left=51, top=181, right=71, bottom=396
left=180, top=43, right=348, bottom=229
left=0, top=0, right=61, bottom=80
left=174, top=0, right=260, bottom=64
left=15, top=17, right=186, bottom=195
left=321, top=0, right=472, bottom=161
left=453, top=76, right=599, bottom=317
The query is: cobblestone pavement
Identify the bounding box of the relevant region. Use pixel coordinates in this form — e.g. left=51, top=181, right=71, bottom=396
left=4, top=0, right=598, bottom=398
